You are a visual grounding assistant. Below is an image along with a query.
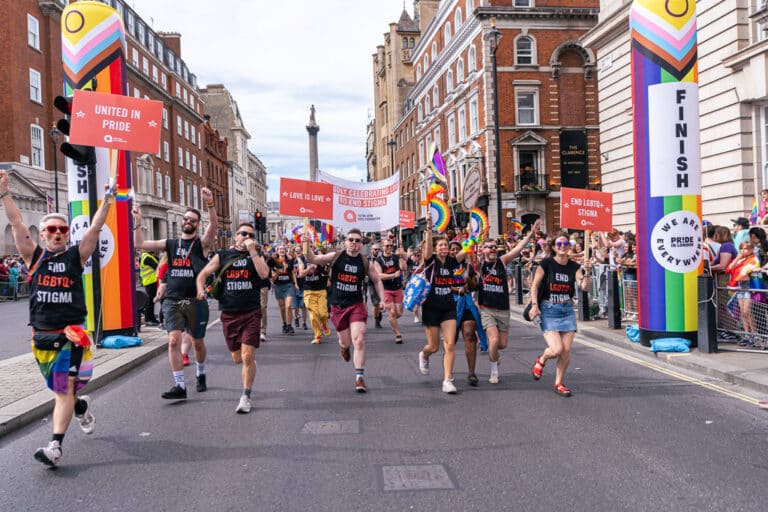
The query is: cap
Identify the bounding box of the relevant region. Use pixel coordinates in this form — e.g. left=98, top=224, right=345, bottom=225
left=731, top=217, right=749, bottom=228
left=702, top=219, right=712, bottom=226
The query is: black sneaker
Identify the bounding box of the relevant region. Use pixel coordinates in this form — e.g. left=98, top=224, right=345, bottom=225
left=196, top=374, right=207, bottom=392
left=162, top=385, right=187, bottom=400
left=302, top=323, right=308, bottom=330
left=282, top=324, right=288, bottom=333
left=286, top=324, right=295, bottom=334
left=294, top=318, right=300, bottom=327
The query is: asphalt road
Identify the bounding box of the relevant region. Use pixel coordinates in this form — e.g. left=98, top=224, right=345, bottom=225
left=0, top=302, right=765, bottom=511
left=0, top=298, right=33, bottom=360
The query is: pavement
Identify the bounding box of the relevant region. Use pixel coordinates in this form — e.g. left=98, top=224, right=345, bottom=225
left=1, top=299, right=767, bottom=438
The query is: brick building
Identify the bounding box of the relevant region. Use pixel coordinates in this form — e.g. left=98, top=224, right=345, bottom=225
left=376, top=0, right=600, bottom=238
left=202, top=117, right=230, bottom=247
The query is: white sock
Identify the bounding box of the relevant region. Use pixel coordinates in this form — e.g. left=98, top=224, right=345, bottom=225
left=173, top=370, right=185, bottom=389
left=196, top=362, right=205, bottom=377
left=490, top=361, right=498, bottom=373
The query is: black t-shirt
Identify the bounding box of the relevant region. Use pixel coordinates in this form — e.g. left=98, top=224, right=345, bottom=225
left=422, top=255, right=458, bottom=310
left=539, top=257, right=581, bottom=304
left=377, top=253, right=402, bottom=291
left=28, top=245, right=87, bottom=329
left=295, top=255, right=307, bottom=289
left=164, top=238, right=207, bottom=299
left=270, top=257, right=295, bottom=285
left=216, top=249, right=262, bottom=312
left=478, top=259, right=509, bottom=310
left=303, top=261, right=328, bottom=291
left=329, top=251, right=366, bottom=307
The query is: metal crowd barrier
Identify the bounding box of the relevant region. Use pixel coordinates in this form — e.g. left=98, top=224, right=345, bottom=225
left=0, top=277, right=29, bottom=301
left=713, top=275, right=768, bottom=350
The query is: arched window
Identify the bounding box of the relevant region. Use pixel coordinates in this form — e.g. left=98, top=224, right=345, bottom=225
left=466, top=0, right=475, bottom=14
left=455, top=8, right=462, bottom=28
left=457, top=58, right=465, bottom=82
left=418, top=104, right=423, bottom=122
left=403, top=37, right=409, bottom=48
left=425, top=95, right=431, bottom=113
left=446, top=70, right=454, bottom=92
left=424, top=55, right=430, bottom=69
left=409, top=37, right=415, bottom=48
left=468, top=45, right=476, bottom=70
left=416, top=64, right=422, bottom=80
left=431, top=42, right=437, bottom=62
left=516, top=36, right=535, bottom=65
left=444, top=23, right=452, bottom=44
left=433, top=85, right=439, bottom=107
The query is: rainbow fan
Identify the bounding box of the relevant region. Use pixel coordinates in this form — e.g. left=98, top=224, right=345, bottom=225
left=469, top=208, right=489, bottom=238
left=508, top=218, right=524, bottom=233
left=430, top=197, right=450, bottom=233
left=115, top=188, right=133, bottom=202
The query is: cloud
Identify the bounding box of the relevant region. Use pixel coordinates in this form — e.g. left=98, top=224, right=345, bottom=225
left=130, top=0, right=407, bottom=200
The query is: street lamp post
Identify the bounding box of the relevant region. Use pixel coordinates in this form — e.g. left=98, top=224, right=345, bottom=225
left=49, top=125, right=62, bottom=212
left=485, top=17, right=503, bottom=237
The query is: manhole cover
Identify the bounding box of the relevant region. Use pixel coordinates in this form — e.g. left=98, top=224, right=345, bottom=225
left=381, top=464, right=455, bottom=491
left=300, top=420, right=360, bottom=434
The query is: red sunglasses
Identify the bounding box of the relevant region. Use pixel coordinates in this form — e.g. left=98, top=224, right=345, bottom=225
left=44, top=225, right=70, bottom=234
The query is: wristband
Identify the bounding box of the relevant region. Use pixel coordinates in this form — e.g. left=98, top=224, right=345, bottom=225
left=206, top=202, right=215, bottom=209
left=0, top=191, right=9, bottom=200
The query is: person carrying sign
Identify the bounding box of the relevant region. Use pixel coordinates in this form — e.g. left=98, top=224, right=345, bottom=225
left=196, top=224, right=269, bottom=413
left=133, top=188, right=218, bottom=400
left=1, top=169, right=113, bottom=467
left=305, top=228, right=385, bottom=393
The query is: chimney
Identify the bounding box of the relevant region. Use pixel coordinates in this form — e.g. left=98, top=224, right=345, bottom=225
left=414, top=0, right=439, bottom=33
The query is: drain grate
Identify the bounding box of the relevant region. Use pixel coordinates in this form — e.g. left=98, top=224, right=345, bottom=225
left=300, top=420, right=360, bottom=435
left=381, top=464, right=455, bottom=491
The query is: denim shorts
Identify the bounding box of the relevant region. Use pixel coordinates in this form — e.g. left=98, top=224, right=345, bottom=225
left=539, top=301, right=577, bottom=333
left=274, top=282, right=296, bottom=300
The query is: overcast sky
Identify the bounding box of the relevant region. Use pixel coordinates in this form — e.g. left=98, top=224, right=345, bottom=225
left=128, top=0, right=411, bottom=201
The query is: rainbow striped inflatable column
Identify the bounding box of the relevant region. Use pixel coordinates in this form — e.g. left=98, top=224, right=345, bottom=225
left=62, top=1, right=136, bottom=334
left=630, top=1, right=702, bottom=346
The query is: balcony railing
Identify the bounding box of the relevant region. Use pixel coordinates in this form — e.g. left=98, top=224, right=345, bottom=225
left=514, top=172, right=550, bottom=195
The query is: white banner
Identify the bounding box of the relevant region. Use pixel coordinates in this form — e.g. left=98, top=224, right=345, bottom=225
left=318, top=170, right=400, bottom=232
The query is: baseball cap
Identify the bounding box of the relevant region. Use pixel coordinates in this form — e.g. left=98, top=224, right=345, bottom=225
left=731, top=217, right=749, bottom=228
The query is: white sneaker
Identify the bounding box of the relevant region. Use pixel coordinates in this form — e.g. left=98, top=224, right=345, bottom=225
left=418, top=351, right=429, bottom=375
left=34, top=440, right=62, bottom=467
left=489, top=369, right=499, bottom=384
left=260, top=333, right=267, bottom=343
left=414, top=316, right=420, bottom=323
left=236, top=395, right=252, bottom=414
left=76, top=395, right=95, bottom=435
left=442, top=380, right=457, bottom=394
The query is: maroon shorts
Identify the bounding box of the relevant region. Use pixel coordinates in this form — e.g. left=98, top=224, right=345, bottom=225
left=330, top=302, right=368, bottom=333
left=220, top=309, right=262, bottom=352
left=383, top=289, right=404, bottom=305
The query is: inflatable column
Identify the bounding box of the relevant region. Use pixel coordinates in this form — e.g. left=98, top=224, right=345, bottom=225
left=61, top=1, right=136, bottom=333
left=630, top=0, right=702, bottom=346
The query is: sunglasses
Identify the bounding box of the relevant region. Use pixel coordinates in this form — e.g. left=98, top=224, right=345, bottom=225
left=484, top=245, right=497, bottom=250
left=555, top=241, right=569, bottom=247
left=182, top=216, right=199, bottom=224
left=44, top=225, right=70, bottom=234
left=383, top=244, right=393, bottom=248
left=347, top=238, right=362, bottom=243
left=237, top=231, right=255, bottom=238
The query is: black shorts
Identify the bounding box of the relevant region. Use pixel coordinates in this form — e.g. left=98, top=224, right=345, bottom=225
left=421, top=306, right=456, bottom=327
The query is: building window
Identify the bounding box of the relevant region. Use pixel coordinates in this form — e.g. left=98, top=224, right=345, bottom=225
left=514, top=0, right=533, bottom=6
left=516, top=36, right=535, bottom=65
left=27, top=15, right=40, bottom=50
left=175, top=82, right=181, bottom=98
left=133, top=87, right=140, bottom=98
left=433, top=86, right=439, bottom=108
left=192, top=154, right=197, bottom=172
left=162, top=108, right=168, bottom=129
left=193, top=185, right=199, bottom=210
left=455, top=8, right=463, bottom=28
left=419, top=140, right=425, bottom=167
left=444, top=23, right=452, bottom=44
left=185, top=150, right=190, bottom=170
left=178, top=147, right=183, bottom=167
left=447, top=70, right=454, bottom=92
left=466, top=0, right=475, bottom=14
left=418, top=104, right=423, bottom=122
left=179, top=179, right=185, bottom=205
left=29, top=68, right=42, bottom=103
left=425, top=55, right=430, bottom=70
left=448, top=114, right=456, bottom=146
left=425, top=95, right=431, bottom=114
left=176, top=115, right=182, bottom=136
left=163, top=141, right=170, bottom=162
left=156, top=172, right=162, bottom=198
left=468, top=46, right=476, bottom=71
left=469, top=98, right=479, bottom=134
left=434, top=127, right=441, bottom=149
left=184, top=120, right=189, bottom=140
left=152, top=65, right=158, bottom=83
left=432, top=42, right=437, bottom=62
left=165, top=175, right=171, bottom=201
left=161, top=73, right=167, bottom=89
left=142, top=56, right=149, bottom=76
left=457, top=58, right=465, bottom=82
left=416, top=64, right=422, bottom=80
left=516, top=90, right=538, bottom=125
left=182, top=88, right=188, bottom=104
left=126, top=11, right=134, bottom=35
left=132, top=47, right=139, bottom=68
left=190, top=125, right=196, bottom=144
left=30, top=124, right=44, bottom=169
left=458, top=106, right=467, bottom=141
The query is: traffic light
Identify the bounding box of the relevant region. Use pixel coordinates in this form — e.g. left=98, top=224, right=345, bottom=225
left=254, top=211, right=266, bottom=232
left=54, top=95, right=97, bottom=166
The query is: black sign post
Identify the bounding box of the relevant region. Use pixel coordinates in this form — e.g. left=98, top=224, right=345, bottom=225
left=560, top=130, right=588, bottom=189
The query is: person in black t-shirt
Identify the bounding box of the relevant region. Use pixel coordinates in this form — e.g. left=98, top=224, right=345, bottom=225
left=418, top=214, right=468, bottom=394
left=133, top=188, right=219, bottom=401
left=478, top=219, right=540, bottom=385
left=529, top=232, right=592, bottom=398
left=374, top=241, right=408, bottom=343
left=196, top=223, right=269, bottom=414
left=269, top=245, right=298, bottom=334
left=1, top=169, right=114, bottom=467
left=306, top=228, right=385, bottom=393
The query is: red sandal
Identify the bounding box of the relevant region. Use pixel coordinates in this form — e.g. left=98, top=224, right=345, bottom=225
left=532, top=356, right=545, bottom=380
left=554, top=383, right=572, bottom=397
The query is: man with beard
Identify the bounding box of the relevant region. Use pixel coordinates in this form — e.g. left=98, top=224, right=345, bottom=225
left=305, top=229, right=385, bottom=393
left=0, top=170, right=113, bottom=467
left=196, top=223, right=269, bottom=413
left=374, top=240, right=408, bottom=343
left=133, top=189, right=218, bottom=400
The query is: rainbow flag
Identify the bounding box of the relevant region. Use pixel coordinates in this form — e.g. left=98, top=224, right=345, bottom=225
left=749, top=197, right=759, bottom=225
